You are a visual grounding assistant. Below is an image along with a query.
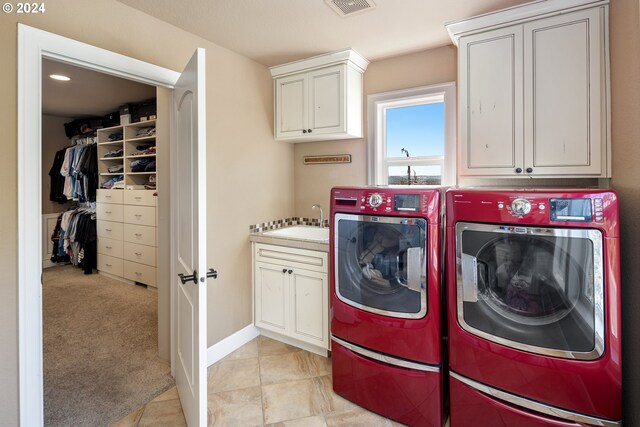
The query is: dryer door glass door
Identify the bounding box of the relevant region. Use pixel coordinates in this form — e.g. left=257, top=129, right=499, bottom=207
left=455, top=222, right=604, bottom=360
left=335, top=214, right=427, bottom=319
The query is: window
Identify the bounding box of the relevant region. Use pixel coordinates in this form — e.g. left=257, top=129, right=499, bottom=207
left=368, top=83, right=456, bottom=186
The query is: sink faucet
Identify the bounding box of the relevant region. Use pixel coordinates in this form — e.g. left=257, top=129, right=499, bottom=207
left=312, top=204, right=324, bottom=228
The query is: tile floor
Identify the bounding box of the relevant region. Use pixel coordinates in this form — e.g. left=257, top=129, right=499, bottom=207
left=112, top=336, right=407, bottom=426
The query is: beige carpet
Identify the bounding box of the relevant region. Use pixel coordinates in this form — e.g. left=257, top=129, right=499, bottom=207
left=43, top=265, right=174, bottom=427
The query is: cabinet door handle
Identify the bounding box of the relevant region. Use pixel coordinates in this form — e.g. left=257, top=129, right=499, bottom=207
left=134, top=196, right=142, bottom=200
left=526, top=167, right=533, bottom=173
left=302, top=129, right=307, bottom=134
left=515, top=168, right=522, bottom=173
left=288, top=269, right=293, bottom=274
left=134, top=252, right=142, bottom=256
left=105, top=211, right=112, bottom=214
left=105, top=246, right=112, bottom=249
left=105, top=228, right=112, bottom=232
left=282, top=268, right=287, bottom=273
left=134, top=233, right=142, bottom=237
left=307, top=129, right=312, bottom=133
left=135, top=214, right=142, bottom=217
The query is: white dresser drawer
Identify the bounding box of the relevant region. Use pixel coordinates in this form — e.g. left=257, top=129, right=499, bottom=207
left=123, top=242, right=156, bottom=267
left=98, top=254, right=124, bottom=276
left=97, top=203, right=124, bottom=223
left=97, top=189, right=123, bottom=204
left=124, top=223, right=157, bottom=246
left=97, top=220, right=124, bottom=241
left=124, top=261, right=156, bottom=287
left=124, top=205, right=156, bottom=227
left=97, top=237, right=123, bottom=258
left=124, top=190, right=157, bottom=207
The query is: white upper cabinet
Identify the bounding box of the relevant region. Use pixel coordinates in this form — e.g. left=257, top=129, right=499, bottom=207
left=271, top=49, right=368, bottom=143
left=448, top=0, right=610, bottom=178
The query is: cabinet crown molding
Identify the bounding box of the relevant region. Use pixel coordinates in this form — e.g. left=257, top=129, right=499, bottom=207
left=270, top=48, right=369, bottom=78
left=445, top=0, right=609, bottom=46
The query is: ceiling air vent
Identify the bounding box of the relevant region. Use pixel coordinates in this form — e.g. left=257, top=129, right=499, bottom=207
left=325, top=0, right=376, bottom=17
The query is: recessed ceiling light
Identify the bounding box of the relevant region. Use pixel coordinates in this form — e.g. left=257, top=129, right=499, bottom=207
left=49, top=74, right=71, bottom=81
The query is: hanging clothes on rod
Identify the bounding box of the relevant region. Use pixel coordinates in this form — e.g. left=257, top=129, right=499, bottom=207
left=51, top=204, right=97, bottom=274
left=55, top=134, right=98, bottom=203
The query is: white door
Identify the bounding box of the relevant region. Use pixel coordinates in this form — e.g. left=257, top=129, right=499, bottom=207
left=173, top=48, right=208, bottom=427
left=459, top=26, right=524, bottom=176
left=308, top=65, right=344, bottom=136
left=276, top=74, right=307, bottom=138
left=523, top=7, right=604, bottom=176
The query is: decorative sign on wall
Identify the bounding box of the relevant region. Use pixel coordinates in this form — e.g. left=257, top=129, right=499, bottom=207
left=303, top=154, right=351, bottom=165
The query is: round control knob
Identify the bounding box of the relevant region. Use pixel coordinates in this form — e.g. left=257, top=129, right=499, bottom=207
left=511, top=198, right=532, bottom=215
left=368, top=193, right=383, bottom=208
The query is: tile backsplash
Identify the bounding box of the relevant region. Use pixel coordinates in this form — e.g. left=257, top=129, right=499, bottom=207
left=249, top=217, right=329, bottom=233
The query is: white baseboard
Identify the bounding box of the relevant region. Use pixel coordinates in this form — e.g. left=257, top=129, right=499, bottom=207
left=207, top=324, right=260, bottom=366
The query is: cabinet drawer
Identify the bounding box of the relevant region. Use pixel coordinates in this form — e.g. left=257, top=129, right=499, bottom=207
left=124, top=261, right=156, bottom=287
left=98, top=254, right=123, bottom=276
left=97, top=203, right=124, bottom=222
left=124, top=205, right=156, bottom=226
left=97, top=220, right=124, bottom=241
left=96, top=189, right=123, bottom=204
left=97, top=237, right=123, bottom=258
left=254, top=243, right=327, bottom=273
left=124, top=223, right=157, bottom=246
left=123, top=242, right=156, bottom=267
left=124, top=190, right=157, bottom=207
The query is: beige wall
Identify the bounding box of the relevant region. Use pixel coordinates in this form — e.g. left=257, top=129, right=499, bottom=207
left=610, top=0, right=640, bottom=424
left=294, top=46, right=457, bottom=217
left=0, top=1, right=293, bottom=423
left=41, top=115, right=73, bottom=215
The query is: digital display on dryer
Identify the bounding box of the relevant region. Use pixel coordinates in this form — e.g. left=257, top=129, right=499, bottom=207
left=394, top=194, right=420, bottom=212
left=550, top=198, right=593, bottom=222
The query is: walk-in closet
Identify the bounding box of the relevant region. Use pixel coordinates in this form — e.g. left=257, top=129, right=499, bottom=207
left=41, top=58, right=171, bottom=426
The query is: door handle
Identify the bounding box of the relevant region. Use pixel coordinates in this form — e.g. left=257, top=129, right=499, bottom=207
left=207, top=268, right=218, bottom=279
left=178, top=270, right=198, bottom=284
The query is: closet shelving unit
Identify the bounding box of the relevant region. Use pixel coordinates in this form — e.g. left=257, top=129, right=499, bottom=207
left=96, top=119, right=158, bottom=288
left=97, top=119, right=156, bottom=187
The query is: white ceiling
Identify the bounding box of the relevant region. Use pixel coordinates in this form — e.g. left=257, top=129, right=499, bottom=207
left=42, top=59, right=156, bottom=118
left=116, top=0, right=531, bottom=67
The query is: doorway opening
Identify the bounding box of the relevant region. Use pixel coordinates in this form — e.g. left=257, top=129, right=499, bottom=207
left=41, top=58, right=174, bottom=425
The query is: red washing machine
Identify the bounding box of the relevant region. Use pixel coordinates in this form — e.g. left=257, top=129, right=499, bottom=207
left=446, top=188, right=621, bottom=427
left=330, top=186, right=445, bottom=427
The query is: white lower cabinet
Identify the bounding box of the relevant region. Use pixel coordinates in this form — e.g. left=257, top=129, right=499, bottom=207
left=97, top=189, right=157, bottom=287
left=253, top=243, right=329, bottom=354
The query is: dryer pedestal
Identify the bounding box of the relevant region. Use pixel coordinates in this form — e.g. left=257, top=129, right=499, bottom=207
left=332, top=339, right=444, bottom=427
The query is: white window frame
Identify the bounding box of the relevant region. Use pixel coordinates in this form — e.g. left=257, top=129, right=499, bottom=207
left=367, top=82, right=457, bottom=186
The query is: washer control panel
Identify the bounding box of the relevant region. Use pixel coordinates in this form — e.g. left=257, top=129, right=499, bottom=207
left=452, top=192, right=604, bottom=224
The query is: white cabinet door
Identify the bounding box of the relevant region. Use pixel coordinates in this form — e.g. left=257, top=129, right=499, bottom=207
left=290, top=268, right=328, bottom=348
left=459, top=26, right=524, bottom=176
left=275, top=74, right=307, bottom=139
left=308, top=65, right=344, bottom=136
left=255, top=261, right=288, bottom=333
left=523, top=7, right=605, bottom=176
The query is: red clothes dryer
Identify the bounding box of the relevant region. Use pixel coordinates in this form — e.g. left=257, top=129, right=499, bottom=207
left=446, top=188, right=621, bottom=427
left=330, top=187, right=445, bottom=427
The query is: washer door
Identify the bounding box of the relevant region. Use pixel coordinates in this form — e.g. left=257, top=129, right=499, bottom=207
left=456, top=222, right=604, bottom=360
left=335, top=214, right=427, bottom=319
